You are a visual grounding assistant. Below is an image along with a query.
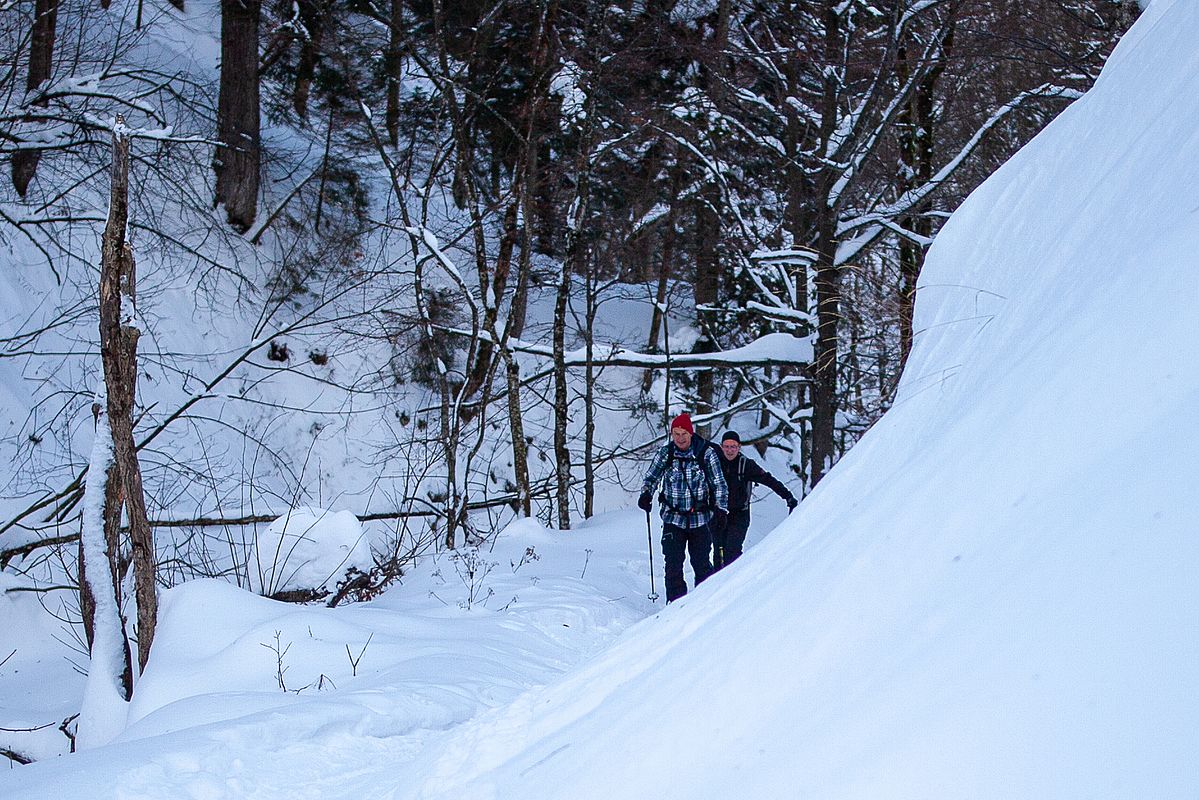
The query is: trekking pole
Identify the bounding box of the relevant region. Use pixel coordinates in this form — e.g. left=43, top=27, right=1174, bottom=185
left=645, top=509, right=659, bottom=603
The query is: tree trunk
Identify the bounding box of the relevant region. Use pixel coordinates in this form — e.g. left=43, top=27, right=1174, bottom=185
left=897, top=26, right=951, bottom=371
left=78, top=455, right=124, bottom=660
left=809, top=0, right=842, bottom=487
left=498, top=137, right=540, bottom=519
left=643, top=156, right=682, bottom=394
left=693, top=199, right=720, bottom=428
left=782, top=52, right=811, bottom=322
left=292, top=0, right=326, bottom=119
left=809, top=214, right=840, bottom=486
left=386, top=0, right=404, bottom=146
left=98, top=125, right=157, bottom=672
left=78, top=403, right=134, bottom=731
left=552, top=249, right=573, bottom=530
left=77, top=130, right=150, bottom=744
left=661, top=292, right=673, bottom=429
left=555, top=143, right=586, bottom=530
left=77, top=538, right=95, bottom=649
left=460, top=199, right=516, bottom=407
left=583, top=268, right=597, bottom=519
left=11, top=0, right=58, bottom=196
left=506, top=177, right=534, bottom=517
left=690, top=0, right=730, bottom=432
left=504, top=354, right=532, bottom=517
left=215, top=0, right=261, bottom=232
left=530, top=0, right=561, bottom=256
left=781, top=38, right=815, bottom=487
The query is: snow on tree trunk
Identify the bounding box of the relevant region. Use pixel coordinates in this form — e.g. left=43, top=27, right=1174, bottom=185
left=75, top=400, right=131, bottom=749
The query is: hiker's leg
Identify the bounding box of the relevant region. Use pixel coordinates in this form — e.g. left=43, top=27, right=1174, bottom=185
left=724, top=510, right=751, bottom=565
left=688, top=524, right=714, bottom=586
left=661, top=524, right=688, bottom=601
left=711, top=520, right=728, bottom=570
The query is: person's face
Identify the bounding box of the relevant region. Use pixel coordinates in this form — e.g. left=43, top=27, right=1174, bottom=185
left=671, top=427, right=692, bottom=450
left=721, top=440, right=740, bottom=460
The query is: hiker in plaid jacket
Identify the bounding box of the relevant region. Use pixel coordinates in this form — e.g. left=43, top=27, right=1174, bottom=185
left=637, top=412, right=729, bottom=602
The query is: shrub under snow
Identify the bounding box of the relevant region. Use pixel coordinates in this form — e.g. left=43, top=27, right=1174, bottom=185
left=246, top=507, right=372, bottom=596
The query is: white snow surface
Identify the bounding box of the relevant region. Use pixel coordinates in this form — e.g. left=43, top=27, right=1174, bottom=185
left=4, top=1, right=1199, bottom=797
left=246, top=507, right=373, bottom=596
left=1, top=513, right=664, bottom=795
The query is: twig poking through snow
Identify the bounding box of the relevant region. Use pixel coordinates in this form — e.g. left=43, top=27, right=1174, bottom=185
left=345, top=634, right=373, bottom=678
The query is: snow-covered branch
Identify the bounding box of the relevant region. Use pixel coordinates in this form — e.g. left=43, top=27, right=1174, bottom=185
left=437, top=327, right=814, bottom=370
left=835, top=82, right=1081, bottom=265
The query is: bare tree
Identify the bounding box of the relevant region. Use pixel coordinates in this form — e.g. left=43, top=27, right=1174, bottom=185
left=77, top=125, right=151, bottom=741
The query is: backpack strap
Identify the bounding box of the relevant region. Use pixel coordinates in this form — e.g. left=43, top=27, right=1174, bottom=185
left=660, top=436, right=717, bottom=513
left=695, top=437, right=719, bottom=505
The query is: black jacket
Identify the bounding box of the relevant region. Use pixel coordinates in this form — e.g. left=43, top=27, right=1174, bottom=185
left=717, top=453, right=795, bottom=512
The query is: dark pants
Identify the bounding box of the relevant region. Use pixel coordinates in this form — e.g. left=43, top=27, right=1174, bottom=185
left=662, top=523, right=713, bottom=602
left=712, top=509, right=750, bottom=571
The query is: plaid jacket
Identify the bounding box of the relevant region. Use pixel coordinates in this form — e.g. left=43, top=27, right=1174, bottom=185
left=640, top=438, right=729, bottom=529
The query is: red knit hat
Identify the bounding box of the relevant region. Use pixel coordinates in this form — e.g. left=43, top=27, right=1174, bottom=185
left=670, top=412, right=694, bottom=434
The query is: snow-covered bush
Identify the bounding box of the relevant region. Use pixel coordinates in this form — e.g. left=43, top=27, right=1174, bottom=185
left=246, top=508, right=372, bottom=599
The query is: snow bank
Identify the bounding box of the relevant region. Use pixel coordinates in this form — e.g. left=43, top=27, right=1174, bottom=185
left=0, top=573, right=84, bottom=762
left=246, top=507, right=372, bottom=596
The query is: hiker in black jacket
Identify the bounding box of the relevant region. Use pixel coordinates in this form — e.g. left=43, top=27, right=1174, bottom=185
left=712, top=430, right=798, bottom=570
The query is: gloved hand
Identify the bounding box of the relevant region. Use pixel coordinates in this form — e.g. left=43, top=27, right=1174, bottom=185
left=786, top=496, right=798, bottom=513
left=711, top=507, right=727, bottom=533
left=637, top=491, right=653, bottom=512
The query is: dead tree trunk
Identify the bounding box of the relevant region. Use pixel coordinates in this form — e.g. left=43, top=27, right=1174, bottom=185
left=78, top=436, right=128, bottom=695
left=11, top=0, right=58, bottom=196
left=215, top=0, right=261, bottom=231
left=80, top=400, right=134, bottom=708
left=97, top=124, right=158, bottom=672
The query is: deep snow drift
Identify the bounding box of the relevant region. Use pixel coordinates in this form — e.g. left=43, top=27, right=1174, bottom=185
left=4, top=0, right=1198, bottom=797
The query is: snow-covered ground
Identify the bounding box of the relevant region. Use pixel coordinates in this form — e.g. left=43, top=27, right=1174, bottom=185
left=0, top=509, right=694, bottom=794
left=4, top=0, right=1199, bottom=797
